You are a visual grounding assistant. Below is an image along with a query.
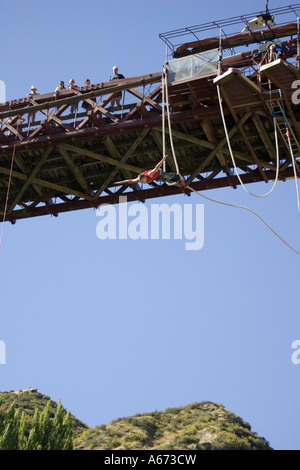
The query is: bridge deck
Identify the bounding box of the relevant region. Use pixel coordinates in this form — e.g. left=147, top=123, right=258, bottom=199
left=0, top=58, right=299, bottom=222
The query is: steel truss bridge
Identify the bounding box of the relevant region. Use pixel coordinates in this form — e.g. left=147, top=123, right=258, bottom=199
left=0, top=10, right=300, bottom=223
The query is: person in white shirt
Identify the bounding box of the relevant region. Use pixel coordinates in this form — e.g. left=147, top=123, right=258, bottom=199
left=27, top=85, right=39, bottom=122
left=55, top=81, right=66, bottom=93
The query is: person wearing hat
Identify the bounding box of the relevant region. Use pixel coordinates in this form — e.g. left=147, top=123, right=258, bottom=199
left=27, top=85, right=39, bottom=123
left=109, top=66, right=125, bottom=108
left=28, top=85, right=38, bottom=97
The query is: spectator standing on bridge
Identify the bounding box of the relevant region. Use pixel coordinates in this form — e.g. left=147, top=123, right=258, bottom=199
left=54, top=81, right=66, bottom=112
left=114, top=155, right=186, bottom=186
left=27, top=85, right=39, bottom=98
left=109, top=66, right=125, bottom=108
left=27, top=85, right=39, bottom=123
left=55, top=81, right=66, bottom=93
left=82, top=79, right=95, bottom=110
left=68, top=78, right=78, bottom=115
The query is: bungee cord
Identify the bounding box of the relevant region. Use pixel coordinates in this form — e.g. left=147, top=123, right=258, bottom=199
left=216, top=84, right=280, bottom=198
left=160, top=66, right=300, bottom=255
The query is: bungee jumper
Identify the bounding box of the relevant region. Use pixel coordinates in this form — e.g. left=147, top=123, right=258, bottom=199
left=114, top=155, right=186, bottom=187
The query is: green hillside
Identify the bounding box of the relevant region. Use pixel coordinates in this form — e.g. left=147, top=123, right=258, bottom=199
left=0, top=389, right=87, bottom=436
left=0, top=390, right=272, bottom=450
left=74, top=401, right=272, bottom=450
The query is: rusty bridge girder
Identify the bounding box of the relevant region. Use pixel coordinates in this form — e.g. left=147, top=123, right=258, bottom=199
left=0, top=52, right=299, bottom=223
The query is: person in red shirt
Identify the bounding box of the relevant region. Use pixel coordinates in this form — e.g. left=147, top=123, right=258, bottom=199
left=114, top=155, right=185, bottom=186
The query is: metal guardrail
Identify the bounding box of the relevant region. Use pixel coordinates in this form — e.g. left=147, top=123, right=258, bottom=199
left=159, top=3, right=300, bottom=52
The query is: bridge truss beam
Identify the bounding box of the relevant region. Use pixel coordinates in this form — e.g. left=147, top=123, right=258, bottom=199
left=0, top=59, right=299, bottom=223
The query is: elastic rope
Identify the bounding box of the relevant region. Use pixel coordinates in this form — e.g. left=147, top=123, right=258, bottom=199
left=286, top=130, right=300, bottom=216
left=162, top=69, right=166, bottom=172
left=216, top=84, right=280, bottom=198
left=163, top=69, right=180, bottom=175
left=160, top=65, right=298, bottom=254
left=186, top=185, right=300, bottom=255
left=278, top=89, right=300, bottom=215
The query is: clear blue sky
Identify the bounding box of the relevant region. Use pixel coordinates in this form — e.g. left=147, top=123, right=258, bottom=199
left=1, top=0, right=299, bottom=450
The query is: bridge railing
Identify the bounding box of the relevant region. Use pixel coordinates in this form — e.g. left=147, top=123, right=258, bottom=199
left=0, top=73, right=163, bottom=140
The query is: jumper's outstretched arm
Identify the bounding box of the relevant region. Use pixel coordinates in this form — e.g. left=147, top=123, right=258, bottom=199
left=114, top=177, right=140, bottom=185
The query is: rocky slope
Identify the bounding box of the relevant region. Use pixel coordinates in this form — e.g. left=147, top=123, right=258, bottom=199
left=0, top=390, right=272, bottom=450
left=74, top=401, right=271, bottom=450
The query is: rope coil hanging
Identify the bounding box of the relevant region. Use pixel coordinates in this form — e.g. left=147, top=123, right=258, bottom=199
left=161, top=68, right=166, bottom=172
left=160, top=64, right=300, bottom=255
left=161, top=67, right=180, bottom=175
left=278, top=89, right=300, bottom=216
left=185, top=184, right=300, bottom=255
left=216, top=84, right=280, bottom=198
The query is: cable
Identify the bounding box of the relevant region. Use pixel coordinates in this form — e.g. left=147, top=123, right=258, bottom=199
left=162, top=44, right=168, bottom=172
left=216, top=84, right=280, bottom=198
left=186, top=184, right=300, bottom=255
left=277, top=89, right=300, bottom=216
left=162, top=70, right=180, bottom=174
left=161, top=65, right=299, bottom=254
left=162, top=68, right=166, bottom=172
left=286, top=130, right=300, bottom=216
